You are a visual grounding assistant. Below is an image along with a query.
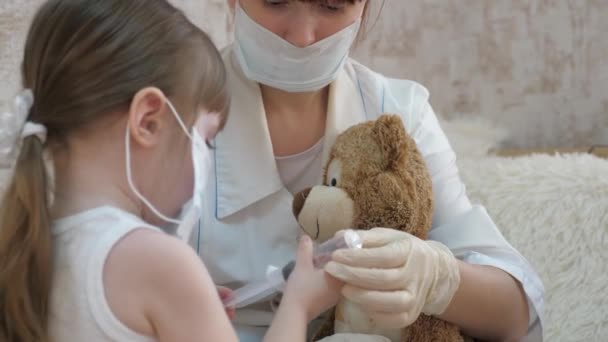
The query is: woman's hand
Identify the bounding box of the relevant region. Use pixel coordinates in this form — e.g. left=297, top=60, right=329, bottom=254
left=324, top=228, right=461, bottom=328
left=282, top=235, right=344, bottom=321
left=216, top=286, right=236, bottom=320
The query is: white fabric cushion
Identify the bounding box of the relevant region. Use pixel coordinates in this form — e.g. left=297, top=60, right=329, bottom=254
left=442, top=116, right=608, bottom=341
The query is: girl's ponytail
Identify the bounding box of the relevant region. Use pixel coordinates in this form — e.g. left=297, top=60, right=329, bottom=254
left=0, top=131, right=53, bottom=341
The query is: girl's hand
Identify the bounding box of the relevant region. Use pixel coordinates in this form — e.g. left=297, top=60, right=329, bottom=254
left=282, top=235, right=344, bottom=321
left=217, top=286, right=236, bottom=320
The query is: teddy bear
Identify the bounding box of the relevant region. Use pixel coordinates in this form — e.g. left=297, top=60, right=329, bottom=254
left=292, top=114, right=467, bottom=342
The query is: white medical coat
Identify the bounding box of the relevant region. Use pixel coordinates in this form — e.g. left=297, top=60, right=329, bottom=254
left=192, top=46, right=545, bottom=342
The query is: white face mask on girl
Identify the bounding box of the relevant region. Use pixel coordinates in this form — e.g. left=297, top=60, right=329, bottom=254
left=125, top=100, right=212, bottom=241
left=232, top=1, right=361, bottom=93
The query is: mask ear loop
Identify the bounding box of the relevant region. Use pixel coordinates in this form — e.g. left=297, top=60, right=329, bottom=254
left=125, top=124, right=182, bottom=224
left=166, top=100, right=194, bottom=140
left=124, top=98, right=193, bottom=225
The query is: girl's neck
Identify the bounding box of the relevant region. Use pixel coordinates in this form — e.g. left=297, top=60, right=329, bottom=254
left=50, top=125, right=140, bottom=221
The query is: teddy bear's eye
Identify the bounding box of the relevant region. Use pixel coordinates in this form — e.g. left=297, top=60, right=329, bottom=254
left=326, top=159, right=342, bottom=187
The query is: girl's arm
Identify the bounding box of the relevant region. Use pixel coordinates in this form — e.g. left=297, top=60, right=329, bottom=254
left=104, top=229, right=238, bottom=342
left=105, top=230, right=341, bottom=342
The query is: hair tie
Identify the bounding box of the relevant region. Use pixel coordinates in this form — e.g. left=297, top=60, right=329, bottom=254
left=21, top=122, right=47, bottom=143
left=0, top=89, right=46, bottom=167
left=14, top=89, right=47, bottom=143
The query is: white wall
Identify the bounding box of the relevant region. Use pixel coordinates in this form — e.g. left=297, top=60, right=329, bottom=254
left=2, top=0, right=607, bottom=148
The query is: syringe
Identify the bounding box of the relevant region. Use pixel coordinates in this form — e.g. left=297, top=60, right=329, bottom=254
left=222, top=230, right=362, bottom=309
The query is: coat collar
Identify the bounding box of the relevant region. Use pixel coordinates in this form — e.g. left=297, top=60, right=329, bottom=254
left=214, top=48, right=367, bottom=219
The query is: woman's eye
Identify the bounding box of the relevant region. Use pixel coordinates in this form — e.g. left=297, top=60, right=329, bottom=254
left=265, top=0, right=288, bottom=7
left=321, top=5, right=341, bottom=12
left=319, top=2, right=345, bottom=13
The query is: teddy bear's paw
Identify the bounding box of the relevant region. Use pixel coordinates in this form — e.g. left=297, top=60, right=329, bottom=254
left=315, top=333, right=392, bottom=342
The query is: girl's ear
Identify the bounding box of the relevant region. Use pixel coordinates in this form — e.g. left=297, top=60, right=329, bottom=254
left=128, top=87, right=167, bottom=148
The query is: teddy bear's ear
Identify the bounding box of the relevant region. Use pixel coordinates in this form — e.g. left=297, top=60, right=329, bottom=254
left=372, top=114, right=408, bottom=170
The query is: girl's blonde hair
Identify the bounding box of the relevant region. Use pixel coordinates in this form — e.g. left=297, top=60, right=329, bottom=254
left=0, top=1, right=229, bottom=341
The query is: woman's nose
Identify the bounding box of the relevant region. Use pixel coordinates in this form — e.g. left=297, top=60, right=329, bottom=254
left=283, top=15, right=317, bottom=48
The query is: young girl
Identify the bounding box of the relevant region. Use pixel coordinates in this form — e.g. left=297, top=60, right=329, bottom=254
left=0, top=1, right=342, bottom=341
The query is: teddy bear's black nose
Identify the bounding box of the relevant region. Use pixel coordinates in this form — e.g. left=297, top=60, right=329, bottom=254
left=292, top=188, right=312, bottom=219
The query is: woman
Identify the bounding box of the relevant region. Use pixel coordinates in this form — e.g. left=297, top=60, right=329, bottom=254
left=194, top=1, right=544, bottom=341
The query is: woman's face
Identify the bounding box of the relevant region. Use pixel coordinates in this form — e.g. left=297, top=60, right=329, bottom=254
left=233, top=0, right=367, bottom=48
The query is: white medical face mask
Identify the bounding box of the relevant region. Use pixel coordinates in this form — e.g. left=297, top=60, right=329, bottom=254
left=125, top=100, right=211, bottom=241
left=232, top=2, right=361, bottom=93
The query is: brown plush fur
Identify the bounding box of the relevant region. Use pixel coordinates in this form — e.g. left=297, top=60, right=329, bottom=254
left=293, top=114, right=465, bottom=342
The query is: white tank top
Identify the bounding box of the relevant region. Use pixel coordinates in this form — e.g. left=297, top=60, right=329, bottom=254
left=48, top=206, right=159, bottom=342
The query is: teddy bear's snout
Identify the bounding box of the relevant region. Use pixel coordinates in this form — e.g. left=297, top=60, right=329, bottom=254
left=292, top=187, right=311, bottom=219
left=292, top=186, right=356, bottom=242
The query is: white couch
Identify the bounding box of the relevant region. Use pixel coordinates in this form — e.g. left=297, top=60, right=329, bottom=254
left=440, top=117, right=608, bottom=341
